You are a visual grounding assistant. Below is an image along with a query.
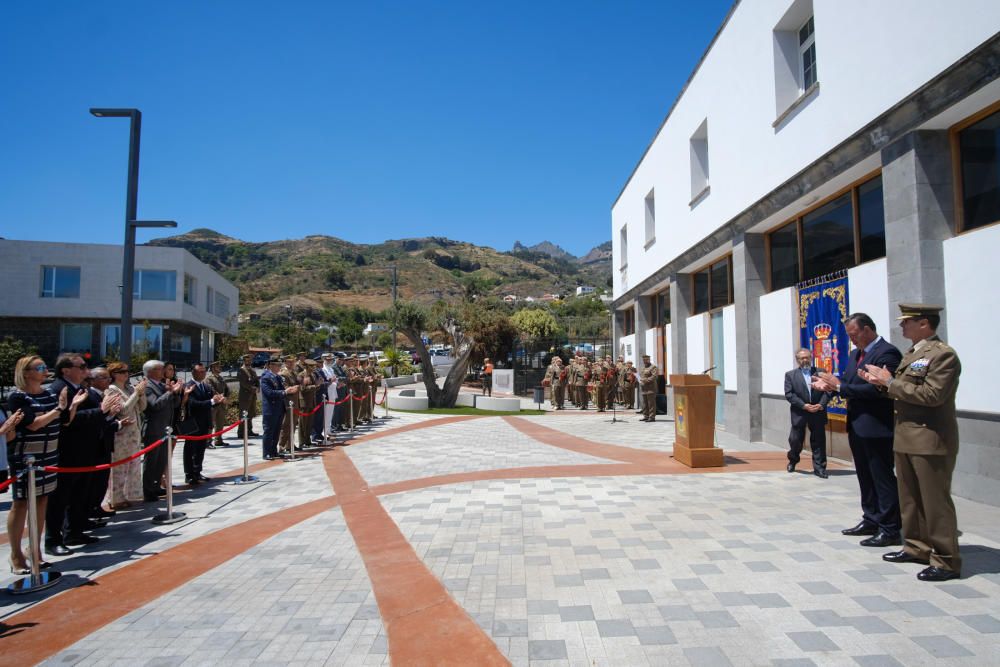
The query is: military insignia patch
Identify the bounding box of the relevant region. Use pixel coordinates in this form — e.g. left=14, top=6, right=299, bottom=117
left=909, top=358, right=930, bottom=370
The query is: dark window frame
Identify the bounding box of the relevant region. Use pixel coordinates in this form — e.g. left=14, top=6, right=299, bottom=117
left=690, top=255, right=733, bottom=315
left=765, top=170, right=884, bottom=292
left=951, top=99, right=1000, bottom=235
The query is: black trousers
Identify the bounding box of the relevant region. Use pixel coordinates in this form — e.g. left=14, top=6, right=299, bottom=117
left=848, top=432, right=900, bottom=534
left=262, top=409, right=284, bottom=458
left=45, top=472, right=90, bottom=543
left=787, top=415, right=827, bottom=470
left=183, top=439, right=206, bottom=479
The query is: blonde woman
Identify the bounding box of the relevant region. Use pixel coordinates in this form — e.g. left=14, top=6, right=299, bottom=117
left=7, top=356, right=82, bottom=572
left=103, top=362, right=147, bottom=509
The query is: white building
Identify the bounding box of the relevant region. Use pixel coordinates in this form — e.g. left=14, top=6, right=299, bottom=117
left=0, top=240, right=238, bottom=366
left=611, top=0, right=1000, bottom=504
left=575, top=285, right=595, bottom=297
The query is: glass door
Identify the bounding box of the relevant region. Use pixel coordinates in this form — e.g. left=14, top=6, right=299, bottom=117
left=710, top=312, right=725, bottom=425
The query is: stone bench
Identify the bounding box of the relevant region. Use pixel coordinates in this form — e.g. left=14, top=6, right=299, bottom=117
left=397, top=389, right=427, bottom=398
left=474, top=396, right=522, bottom=412
left=454, top=393, right=476, bottom=407
left=387, top=395, right=429, bottom=411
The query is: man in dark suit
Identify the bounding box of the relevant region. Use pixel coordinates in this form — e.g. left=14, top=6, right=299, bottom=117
left=45, top=354, right=121, bottom=555
left=784, top=348, right=830, bottom=477
left=261, top=357, right=297, bottom=460
left=184, top=363, right=226, bottom=485
left=814, top=312, right=903, bottom=548
left=142, top=360, right=184, bottom=502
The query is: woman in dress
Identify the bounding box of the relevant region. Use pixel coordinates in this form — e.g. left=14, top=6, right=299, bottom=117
left=102, top=362, right=147, bottom=509
left=6, top=355, right=85, bottom=573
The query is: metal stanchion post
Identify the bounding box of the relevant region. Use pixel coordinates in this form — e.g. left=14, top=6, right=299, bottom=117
left=153, top=427, right=186, bottom=525
left=8, top=455, right=62, bottom=594
left=349, top=389, right=355, bottom=431
left=233, top=410, right=259, bottom=485
left=384, top=382, right=390, bottom=419
left=286, top=400, right=296, bottom=461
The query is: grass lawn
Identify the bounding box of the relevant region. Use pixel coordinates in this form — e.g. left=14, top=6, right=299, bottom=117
left=391, top=406, right=546, bottom=416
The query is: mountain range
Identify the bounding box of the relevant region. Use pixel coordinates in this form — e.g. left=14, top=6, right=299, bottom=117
left=148, top=229, right=611, bottom=319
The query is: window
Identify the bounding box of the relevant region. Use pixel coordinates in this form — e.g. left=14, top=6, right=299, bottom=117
left=206, top=286, right=215, bottom=313
left=766, top=175, right=886, bottom=290
left=798, top=16, right=817, bottom=92
left=617, top=308, right=635, bottom=336
left=213, top=292, right=230, bottom=319
left=957, top=107, right=1000, bottom=231
left=184, top=274, right=197, bottom=306
left=801, top=193, right=853, bottom=280
left=644, top=190, right=656, bottom=247
left=170, top=334, right=192, bottom=353
left=103, top=324, right=163, bottom=358
left=133, top=270, right=176, bottom=301
left=40, top=266, right=81, bottom=298
left=651, top=292, right=670, bottom=327
left=692, top=257, right=732, bottom=315
left=60, top=323, right=92, bottom=353
left=619, top=225, right=628, bottom=267
left=772, top=0, right=817, bottom=122
left=690, top=119, right=710, bottom=204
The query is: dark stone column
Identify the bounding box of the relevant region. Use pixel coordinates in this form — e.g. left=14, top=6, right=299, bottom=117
left=731, top=233, right=767, bottom=442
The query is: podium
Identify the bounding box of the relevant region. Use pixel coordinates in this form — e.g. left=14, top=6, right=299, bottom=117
left=669, top=374, right=724, bottom=468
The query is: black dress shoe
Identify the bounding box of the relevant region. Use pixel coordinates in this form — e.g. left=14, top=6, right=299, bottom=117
left=44, top=543, right=73, bottom=556
left=65, top=532, right=99, bottom=546
left=92, top=508, right=116, bottom=519
left=144, top=494, right=161, bottom=502
left=842, top=521, right=878, bottom=536
left=82, top=519, right=108, bottom=530
left=917, top=566, right=960, bottom=582
left=814, top=469, right=828, bottom=479
left=883, top=550, right=928, bottom=564
left=185, top=477, right=200, bottom=486
left=786, top=463, right=795, bottom=473
left=860, top=531, right=902, bottom=547
left=197, top=474, right=211, bottom=482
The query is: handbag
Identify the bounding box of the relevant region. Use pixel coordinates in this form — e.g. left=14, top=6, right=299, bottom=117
left=176, top=407, right=200, bottom=437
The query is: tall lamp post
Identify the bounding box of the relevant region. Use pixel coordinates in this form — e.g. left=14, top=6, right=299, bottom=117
left=90, top=108, right=176, bottom=363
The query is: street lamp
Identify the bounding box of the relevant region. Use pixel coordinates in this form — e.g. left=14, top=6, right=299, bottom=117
left=90, top=108, right=177, bottom=362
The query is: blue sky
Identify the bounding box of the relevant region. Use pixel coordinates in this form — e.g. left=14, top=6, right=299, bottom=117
left=1, top=1, right=732, bottom=257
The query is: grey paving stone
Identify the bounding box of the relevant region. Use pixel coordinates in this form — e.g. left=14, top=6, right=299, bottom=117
left=845, top=569, right=886, bottom=583
left=715, top=592, right=753, bottom=607
left=496, top=584, right=526, bottom=598
left=690, top=563, right=722, bottom=575
left=553, top=574, right=583, bottom=587
left=493, top=619, right=528, bottom=637
left=705, top=550, right=736, bottom=561
left=801, top=610, right=849, bottom=627
left=852, top=595, right=897, bottom=612
left=911, top=635, right=974, bottom=658
left=580, top=567, right=611, bottom=580
left=673, top=577, right=708, bottom=591
left=787, top=631, right=839, bottom=652
left=845, top=616, right=898, bottom=635
left=697, top=610, right=739, bottom=628
left=353, top=605, right=380, bottom=620
left=630, top=558, right=661, bottom=570
left=896, top=600, right=945, bottom=617
left=659, top=605, right=698, bottom=621
left=527, top=600, right=560, bottom=615
left=635, top=625, right=678, bottom=646
left=788, top=551, right=822, bottom=562
left=957, top=614, right=1000, bottom=633
left=938, top=583, right=988, bottom=599
left=852, top=656, right=905, bottom=667
left=599, top=548, right=628, bottom=558
left=559, top=605, right=595, bottom=622
left=799, top=581, right=840, bottom=595
left=369, top=635, right=388, bottom=654
left=528, top=639, right=567, bottom=660
left=772, top=660, right=817, bottom=667
left=618, top=589, right=654, bottom=604
left=683, top=646, right=733, bottom=667
left=748, top=593, right=790, bottom=608
left=597, top=619, right=636, bottom=637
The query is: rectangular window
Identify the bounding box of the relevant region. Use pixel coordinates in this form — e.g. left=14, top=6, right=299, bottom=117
left=206, top=286, right=215, bottom=313
left=170, top=333, right=192, bottom=353
left=767, top=175, right=884, bottom=290
left=214, top=292, right=230, bottom=319
left=183, top=274, right=197, bottom=306
left=617, top=308, right=636, bottom=336
left=958, top=107, right=1000, bottom=231
left=102, top=324, right=163, bottom=358
left=644, top=190, right=656, bottom=247
left=650, top=292, right=670, bottom=327
left=798, top=16, right=817, bottom=91
left=857, top=176, right=886, bottom=262
left=133, top=270, right=176, bottom=301
left=40, top=266, right=81, bottom=298
left=692, top=257, right=732, bottom=315
left=801, top=193, right=854, bottom=280
left=690, top=119, right=710, bottom=204
left=619, top=225, right=628, bottom=267
left=60, top=323, right=92, bottom=354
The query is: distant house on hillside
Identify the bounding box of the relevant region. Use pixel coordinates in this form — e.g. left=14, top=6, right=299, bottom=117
left=503, top=294, right=518, bottom=304
left=363, top=322, right=388, bottom=336
left=523, top=296, right=536, bottom=303
left=575, top=286, right=595, bottom=297
left=539, top=293, right=560, bottom=303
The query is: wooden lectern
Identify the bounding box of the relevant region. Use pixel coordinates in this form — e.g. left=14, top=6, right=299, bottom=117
left=669, top=374, right=724, bottom=468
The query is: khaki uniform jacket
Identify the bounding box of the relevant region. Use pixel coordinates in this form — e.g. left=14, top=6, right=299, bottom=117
left=237, top=366, right=259, bottom=403
left=639, top=364, right=658, bottom=394
left=886, top=336, right=961, bottom=456
left=574, top=362, right=590, bottom=386
left=206, top=372, right=229, bottom=399
left=544, top=363, right=562, bottom=388
left=279, top=367, right=300, bottom=408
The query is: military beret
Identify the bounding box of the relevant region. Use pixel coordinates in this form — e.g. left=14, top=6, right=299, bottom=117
left=268, top=356, right=282, bottom=364
left=303, top=359, right=318, bottom=367
left=896, top=303, right=944, bottom=320
left=283, top=354, right=296, bottom=362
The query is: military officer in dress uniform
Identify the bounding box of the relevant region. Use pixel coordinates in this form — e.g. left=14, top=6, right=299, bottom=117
left=623, top=361, right=638, bottom=410
left=639, top=354, right=658, bottom=422
left=237, top=354, right=260, bottom=438
left=574, top=357, right=590, bottom=410
left=860, top=304, right=963, bottom=582
left=206, top=361, right=231, bottom=448
left=296, top=359, right=319, bottom=450
left=544, top=357, right=564, bottom=410
left=277, top=355, right=300, bottom=454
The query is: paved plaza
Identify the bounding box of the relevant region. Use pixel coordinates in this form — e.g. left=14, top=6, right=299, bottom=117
left=2, top=399, right=999, bottom=666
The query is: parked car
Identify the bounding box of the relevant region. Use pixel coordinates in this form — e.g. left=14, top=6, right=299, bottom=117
left=251, top=351, right=272, bottom=368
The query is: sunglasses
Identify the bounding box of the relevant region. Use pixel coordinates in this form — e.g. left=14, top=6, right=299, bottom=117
left=32, top=364, right=49, bottom=372
left=72, top=363, right=88, bottom=369
left=112, top=369, right=129, bottom=374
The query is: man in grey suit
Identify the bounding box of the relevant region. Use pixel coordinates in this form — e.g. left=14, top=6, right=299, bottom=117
left=784, top=348, right=830, bottom=478
left=141, top=359, right=184, bottom=502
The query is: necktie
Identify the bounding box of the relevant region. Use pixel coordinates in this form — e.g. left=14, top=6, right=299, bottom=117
left=857, top=348, right=866, bottom=368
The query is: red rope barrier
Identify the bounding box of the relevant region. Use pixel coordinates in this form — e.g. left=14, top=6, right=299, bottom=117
left=374, top=387, right=388, bottom=406
left=0, top=474, right=16, bottom=492
left=293, top=403, right=324, bottom=417
left=352, top=392, right=369, bottom=402
left=324, top=395, right=352, bottom=406
left=44, top=437, right=166, bottom=474
left=175, top=419, right=242, bottom=442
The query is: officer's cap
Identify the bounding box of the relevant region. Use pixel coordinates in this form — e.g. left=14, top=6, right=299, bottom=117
left=896, top=303, right=944, bottom=320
